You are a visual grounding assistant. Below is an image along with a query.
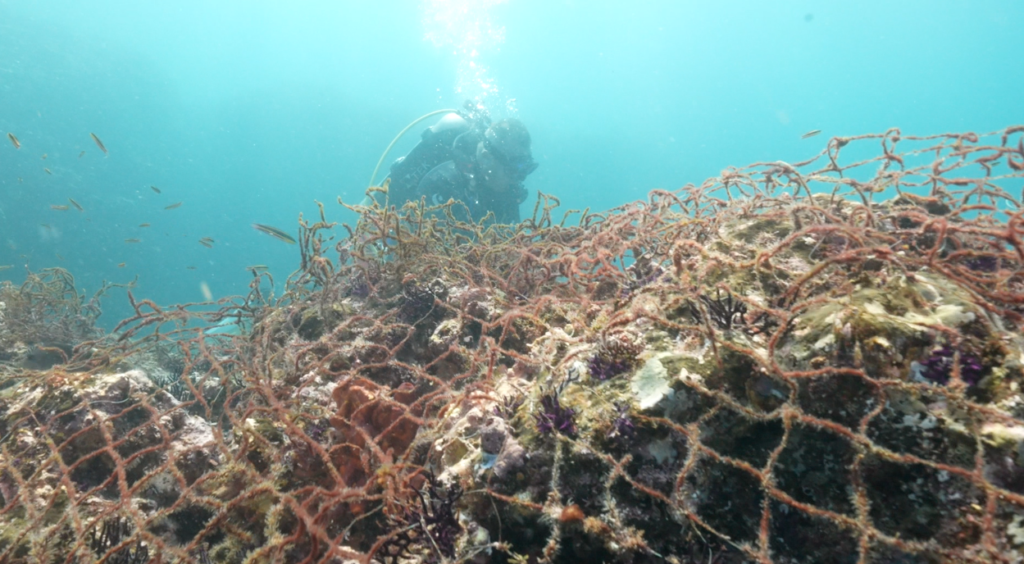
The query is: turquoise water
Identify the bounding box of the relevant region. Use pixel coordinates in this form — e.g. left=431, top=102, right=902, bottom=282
left=1, top=0, right=1022, bottom=326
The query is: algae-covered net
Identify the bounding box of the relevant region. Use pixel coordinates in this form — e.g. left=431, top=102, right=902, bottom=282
left=2, top=127, right=1024, bottom=563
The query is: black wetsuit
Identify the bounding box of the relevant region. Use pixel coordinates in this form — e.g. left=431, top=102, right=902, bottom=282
left=386, top=115, right=526, bottom=224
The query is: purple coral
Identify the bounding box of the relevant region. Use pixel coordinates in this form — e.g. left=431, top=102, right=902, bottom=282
left=588, top=331, right=645, bottom=381
left=921, top=345, right=984, bottom=386
left=587, top=354, right=632, bottom=381
left=378, top=473, right=462, bottom=561
left=964, top=255, right=999, bottom=273
left=535, top=394, right=578, bottom=436
left=608, top=402, right=635, bottom=443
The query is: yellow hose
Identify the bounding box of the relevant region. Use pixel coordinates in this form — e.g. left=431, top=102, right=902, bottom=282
left=368, top=108, right=459, bottom=189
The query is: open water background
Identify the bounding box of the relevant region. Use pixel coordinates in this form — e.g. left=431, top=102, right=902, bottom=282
left=0, top=0, right=1022, bottom=326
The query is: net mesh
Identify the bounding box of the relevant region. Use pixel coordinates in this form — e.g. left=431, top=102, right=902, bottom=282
left=2, top=126, right=1024, bottom=563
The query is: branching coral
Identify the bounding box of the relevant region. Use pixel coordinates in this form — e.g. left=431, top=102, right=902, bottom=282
left=535, top=369, right=580, bottom=436
left=89, top=517, right=149, bottom=564
left=494, top=393, right=524, bottom=420
left=688, top=288, right=748, bottom=331
left=376, top=473, right=463, bottom=563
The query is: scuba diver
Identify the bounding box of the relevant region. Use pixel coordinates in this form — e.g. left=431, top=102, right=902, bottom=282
left=381, top=105, right=539, bottom=224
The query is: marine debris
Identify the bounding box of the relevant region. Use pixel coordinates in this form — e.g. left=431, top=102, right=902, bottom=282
left=2, top=127, right=1024, bottom=563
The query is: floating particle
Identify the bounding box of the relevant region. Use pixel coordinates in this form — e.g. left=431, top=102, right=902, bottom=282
left=801, top=129, right=822, bottom=139
left=200, top=281, right=213, bottom=301
left=55, top=253, right=64, bottom=261
left=44, top=167, right=52, bottom=175
left=139, top=223, right=150, bottom=228
left=78, top=150, right=85, bottom=158
left=0, top=265, right=12, bottom=271
left=151, top=185, right=161, bottom=194
left=117, top=262, right=126, bottom=268
left=164, top=202, right=182, bottom=210
left=90, top=132, right=108, bottom=155
left=50, top=205, right=69, bottom=211
left=186, top=266, right=197, bottom=270
left=41, top=153, right=47, bottom=160
left=68, top=198, right=84, bottom=211
left=252, top=223, right=297, bottom=244
left=125, top=238, right=141, bottom=243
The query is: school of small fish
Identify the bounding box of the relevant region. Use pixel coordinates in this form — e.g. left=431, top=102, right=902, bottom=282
left=4, top=129, right=308, bottom=283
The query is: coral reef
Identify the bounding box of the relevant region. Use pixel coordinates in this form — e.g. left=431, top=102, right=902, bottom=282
left=2, top=127, right=1024, bottom=563
left=0, top=268, right=119, bottom=368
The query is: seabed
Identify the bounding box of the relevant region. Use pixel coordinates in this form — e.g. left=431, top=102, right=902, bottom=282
left=2, top=128, right=1024, bottom=563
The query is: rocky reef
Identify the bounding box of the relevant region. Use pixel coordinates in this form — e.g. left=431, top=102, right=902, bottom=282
left=2, top=128, right=1024, bottom=563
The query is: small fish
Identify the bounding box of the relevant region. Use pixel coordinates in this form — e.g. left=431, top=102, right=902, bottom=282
left=40, top=223, right=51, bottom=228
left=68, top=198, right=84, bottom=211
left=248, top=264, right=269, bottom=271
left=164, top=202, right=182, bottom=210
left=90, top=132, right=108, bottom=155
left=0, top=265, right=13, bottom=272
left=55, top=253, right=64, bottom=261
left=44, top=167, right=52, bottom=175
left=7, top=133, right=20, bottom=149
left=79, top=150, right=86, bottom=158
left=41, top=153, right=47, bottom=160
left=117, top=262, right=126, bottom=268
left=139, top=223, right=151, bottom=228
left=801, top=129, right=822, bottom=139
left=50, top=205, right=69, bottom=211
left=252, top=223, right=297, bottom=244
left=186, top=266, right=197, bottom=270
left=199, top=239, right=214, bottom=248
left=125, top=238, right=141, bottom=243
left=150, top=185, right=161, bottom=194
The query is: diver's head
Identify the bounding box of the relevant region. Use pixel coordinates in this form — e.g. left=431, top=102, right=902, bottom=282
left=478, top=119, right=539, bottom=187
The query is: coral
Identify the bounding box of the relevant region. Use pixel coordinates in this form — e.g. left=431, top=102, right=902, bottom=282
left=692, top=288, right=748, bottom=331
left=534, top=370, right=579, bottom=436
left=587, top=329, right=645, bottom=381
left=330, top=377, right=421, bottom=456
left=0, top=268, right=117, bottom=366
left=918, top=344, right=985, bottom=386
left=375, top=473, right=462, bottom=563
left=608, top=402, right=635, bottom=443
left=89, top=517, right=149, bottom=564
left=586, top=354, right=630, bottom=382
left=534, top=394, right=577, bottom=437
left=493, top=393, right=524, bottom=420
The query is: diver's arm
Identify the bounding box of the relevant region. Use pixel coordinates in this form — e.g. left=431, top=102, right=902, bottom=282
left=415, top=161, right=464, bottom=206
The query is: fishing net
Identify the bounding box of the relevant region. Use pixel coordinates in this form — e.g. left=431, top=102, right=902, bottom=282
left=2, top=126, right=1024, bottom=563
